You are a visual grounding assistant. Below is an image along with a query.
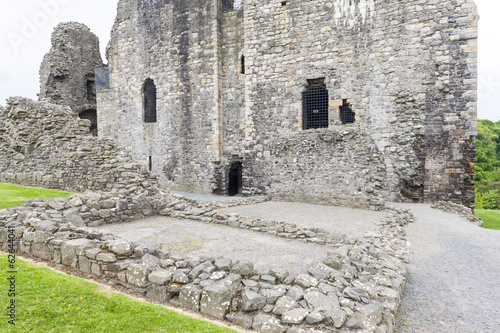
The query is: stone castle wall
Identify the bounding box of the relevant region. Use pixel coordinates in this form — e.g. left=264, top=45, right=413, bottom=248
left=0, top=97, right=158, bottom=196
left=97, top=0, right=477, bottom=207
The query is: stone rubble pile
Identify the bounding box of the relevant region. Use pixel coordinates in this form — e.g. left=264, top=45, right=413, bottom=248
left=431, top=201, right=483, bottom=227
left=0, top=97, right=158, bottom=195
left=0, top=191, right=413, bottom=333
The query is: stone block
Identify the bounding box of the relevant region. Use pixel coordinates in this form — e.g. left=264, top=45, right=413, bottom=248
left=127, top=264, right=150, bottom=287
left=226, top=313, right=253, bottom=329
left=241, top=288, right=266, bottom=311
left=253, top=314, right=286, bottom=333
left=179, top=285, right=202, bottom=311
left=60, top=239, right=92, bottom=267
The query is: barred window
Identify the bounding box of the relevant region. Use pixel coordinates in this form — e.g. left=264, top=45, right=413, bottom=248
left=303, top=84, right=329, bottom=130
left=222, top=0, right=242, bottom=12
left=144, top=80, right=157, bottom=123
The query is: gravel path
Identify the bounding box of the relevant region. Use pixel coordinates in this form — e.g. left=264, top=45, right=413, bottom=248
left=393, top=203, right=500, bottom=333
left=220, top=201, right=384, bottom=239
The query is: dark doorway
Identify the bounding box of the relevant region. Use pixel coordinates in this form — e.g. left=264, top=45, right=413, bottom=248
left=79, top=109, right=98, bottom=136
left=228, top=162, right=242, bottom=196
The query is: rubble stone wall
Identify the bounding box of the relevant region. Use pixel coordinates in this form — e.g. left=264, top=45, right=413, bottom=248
left=97, top=0, right=477, bottom=207
left=0, top=98, right=157, bottom=196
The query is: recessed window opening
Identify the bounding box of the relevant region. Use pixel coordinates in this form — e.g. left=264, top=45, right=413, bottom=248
left=86, top=80, right=96, bottom=101
left=148, top=156, right=152, bottom=172
left=222, top=0, right=242, bottom=12
left=241, top=55, right=245, bottom=74
left=228, top=162, right=243, bottom=196
left=281, top=1, right=287, bottom=6
left=79, top=109, right=98, bottom=137
left=340, top=99, right=355, bottom=124
left=143, top=79, right=157, bottom=123
left=303, top=80, right=329, bottom=130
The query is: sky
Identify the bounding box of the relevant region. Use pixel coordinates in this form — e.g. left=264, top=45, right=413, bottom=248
left=0, top=0, right=498, bottom=121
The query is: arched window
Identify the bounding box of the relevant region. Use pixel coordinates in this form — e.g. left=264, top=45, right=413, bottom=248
left=143, top=79, right=157, bottom=123
left=222, top=0, right=242, bottom=12
left=302, top=83, right=329, bottom=130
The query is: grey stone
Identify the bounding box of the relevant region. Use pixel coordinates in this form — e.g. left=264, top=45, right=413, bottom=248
left=231, top=261, right=254, bottom=276
left=282, top=308, right=309, bottom=324
left=305, top=310, right=324, bottom=324
left=273, top=296, right=298, bottom=315
left=200, top=280, right=233, bottom=320
left=31, top=243, right=52, bottom=260
left=172, top=270, right=189, bottom=284
left=214, top=257, right=233, bottom=271
left=304, top=291, right=340, bottom=311
left=269, top=268, right=289, bottom=283
left=179, top=285, right=202, bottom=311
left=96, top=252, right=117, bottom=263
left=325, top=308, right=347, bottom=328
left=261, top=274, right=276, bottom=285
left=253, top=314, right=286, bottom=333
left=61, top=239, right=92, bottom=267
left=345, top=317, right=364, bottom=329
left=148, top=269, right=172, bottom=285
left=295, top=274, right=319, bottom=288
left=226, top=313, right=253, bottom=329
left=141, top=253, right=160, bottom=268
left=261, top=288, right=286, bottom=304
left=107, top=240, right=133, bottom=256
left=146, top=285, right=171, bottom=303
left=241, top=288, right=266, bottom=311
left=354, top=302, right=383, bottom=328
left=126, top=264, right=149, bottom=287
left=286, top=285, right=305, bottom=301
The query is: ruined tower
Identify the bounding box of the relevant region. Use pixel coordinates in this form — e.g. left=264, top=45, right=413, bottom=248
left=39, top=22, right=104, bottom=136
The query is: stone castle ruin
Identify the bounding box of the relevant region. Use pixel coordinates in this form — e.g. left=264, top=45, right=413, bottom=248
left=0, top=1, right=481, bottom=331
left=35, top=0, right=478, bottom=209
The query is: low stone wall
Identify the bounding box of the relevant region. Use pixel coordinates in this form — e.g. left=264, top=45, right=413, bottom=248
left=431, top=201, right=483, bottom=227
left=0, top=97, right=158, bottom=195
left=0, top=192, right=413, bottom=333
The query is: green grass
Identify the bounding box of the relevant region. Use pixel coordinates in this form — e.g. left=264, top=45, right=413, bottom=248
left=0, top=183, right=75, bottom=210
left=475, top=209, right=500, bottom=230
left=0, top=253, right=236, bottom=333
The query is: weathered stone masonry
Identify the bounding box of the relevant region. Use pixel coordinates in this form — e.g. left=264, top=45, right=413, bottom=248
left=39, top=22, right=104, bottom=136
left=97, top=0, right=478, bottom=208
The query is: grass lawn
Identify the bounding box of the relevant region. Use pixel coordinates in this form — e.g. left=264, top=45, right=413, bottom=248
left=0, top=253, right=236, bottom=332
left=0, top=183, right=75, bottom=210
left=475, top=209, right=500, bottom=230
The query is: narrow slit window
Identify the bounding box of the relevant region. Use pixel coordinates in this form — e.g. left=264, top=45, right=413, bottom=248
left=86, top=80, right=96, bottom=101
left=144, top=79, right=157, bottom=123
left=303, top=83, right=329, bottom=130
left=148, top=156, right=152, bottom=172
left=241, top=55, right=245, bottom=74
left=340, top=99, right=355, bottom=124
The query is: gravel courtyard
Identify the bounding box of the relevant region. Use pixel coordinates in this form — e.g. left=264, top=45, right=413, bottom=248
left=96, top=201, right=384, bottom=275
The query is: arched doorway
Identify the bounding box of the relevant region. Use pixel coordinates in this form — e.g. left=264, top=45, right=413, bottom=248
left=228, top=162, right=242, bottom=196
left=79, top=109, right=98, bottom=136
